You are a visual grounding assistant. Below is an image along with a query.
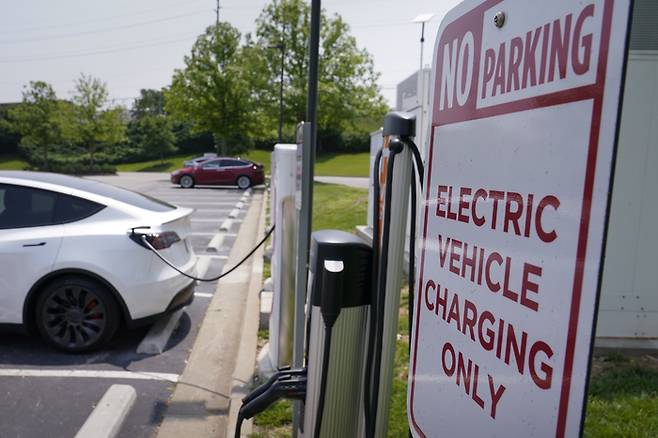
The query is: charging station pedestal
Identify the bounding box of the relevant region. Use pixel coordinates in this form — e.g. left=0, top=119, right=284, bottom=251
left=299, top=230, right=372, bottom=438
left=259, top=143, right=299, bottom=378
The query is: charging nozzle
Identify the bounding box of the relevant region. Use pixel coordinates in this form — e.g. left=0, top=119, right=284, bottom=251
left=235, top=368, right=307, bottom=438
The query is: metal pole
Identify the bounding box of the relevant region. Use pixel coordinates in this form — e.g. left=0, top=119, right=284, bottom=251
left=293, top=1, right=321, bottom=435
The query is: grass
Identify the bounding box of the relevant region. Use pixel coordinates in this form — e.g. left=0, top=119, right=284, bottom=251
left=0, top=154, right=28, bottom=170
left=115, top=150, right=272, bottom=173
left=312, top=182, right=368, bottom=232
left=584, top=356, right=658, bottom=437
left=115, top=150, right=368, bottom=177
left=315, top=152, right=369, bottom=177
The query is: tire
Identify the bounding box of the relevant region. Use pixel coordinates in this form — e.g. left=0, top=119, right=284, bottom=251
left=180, top=175, right=195, bottom=188
left=35, top=276, right=119, bottom=353
left=236, top=175, right=251, bottom=190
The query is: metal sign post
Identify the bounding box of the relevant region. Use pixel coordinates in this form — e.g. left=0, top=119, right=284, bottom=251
left=408, top=0, right=633, bottom=437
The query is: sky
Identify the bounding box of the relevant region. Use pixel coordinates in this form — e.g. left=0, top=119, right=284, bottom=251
left=0, top=0, right=461, bottom=108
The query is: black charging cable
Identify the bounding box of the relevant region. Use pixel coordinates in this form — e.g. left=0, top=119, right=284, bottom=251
left=140, top=225, right=275, bottom=282
left=363, top=148, right=383, bottom=434
left=313, top=261, right=343, bottom=438
left=365, top=138, right=403, bottom=438
left=407, top=139, right=424, bottom=347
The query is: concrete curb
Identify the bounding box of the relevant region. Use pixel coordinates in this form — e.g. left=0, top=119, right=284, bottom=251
left=156, top=190, right=264, bottom=438
left=225, top=187, right=268, bottom=437
left=75, top=384, right=136, bottom=438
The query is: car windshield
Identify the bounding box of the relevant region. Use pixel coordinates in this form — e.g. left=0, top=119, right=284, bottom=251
left=0, top=171, right=175, bottom=212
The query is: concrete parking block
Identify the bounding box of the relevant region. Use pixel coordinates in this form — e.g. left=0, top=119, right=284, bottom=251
left=74, top=384, right=136, bottom=438
left=229, top=209, right=240, bottom=218
left=207, top=233, right=225, bottom=252
left=220, top=219, right=233, bottom=230
left=136, top=309, right=185, bottom=355
left=236, top=201, right=244, bottom=209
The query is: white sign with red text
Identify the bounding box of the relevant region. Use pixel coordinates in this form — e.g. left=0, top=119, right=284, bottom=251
left=408, top=1, right=631, bottom=437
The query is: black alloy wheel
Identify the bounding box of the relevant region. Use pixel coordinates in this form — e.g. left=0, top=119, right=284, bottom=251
left=36, top=277, right=119, bottom=353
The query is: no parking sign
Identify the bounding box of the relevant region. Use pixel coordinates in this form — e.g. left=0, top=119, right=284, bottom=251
left=408, top=0, right=632, bottom=436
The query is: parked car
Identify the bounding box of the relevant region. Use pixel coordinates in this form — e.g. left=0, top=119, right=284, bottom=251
left=170, top=157, right=265, bottom=189
left=0, top=171, right=197, bottom=352
left=183, top=153, right=217, bottom=167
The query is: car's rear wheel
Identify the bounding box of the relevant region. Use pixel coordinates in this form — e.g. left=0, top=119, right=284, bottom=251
left=180, top=175, right=195, bottom=188
left=236, top=175, right=251, bottom=190
left=35, top=276, right=119, bottom=353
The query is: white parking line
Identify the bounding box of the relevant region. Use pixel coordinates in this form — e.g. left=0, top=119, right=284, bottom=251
left=75, top=384, right=136, bottom=438
left=195, top=208, right=232, bottom=213
left=191, top=218, right=227, bottom=223
left=136, top=309, right=184, bottom=355
left=0, top=369, right=179, bottom=382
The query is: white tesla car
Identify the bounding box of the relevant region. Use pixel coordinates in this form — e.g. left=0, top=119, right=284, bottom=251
left=0, top=171, right=197, bottom=352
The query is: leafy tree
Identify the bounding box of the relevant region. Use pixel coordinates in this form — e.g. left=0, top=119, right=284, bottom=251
left=0, top=104, right=21, bottom=155
left=165, top=23, right=253, bottom=155
left=247, top=0, right=389, bottom=144
left=132, top=89, right=166, bottom=119
left=128, top=115, right=176, bottom=163
left=4, top=81, right=62, bottom=168
left=67, top=74, right=125, bottom=164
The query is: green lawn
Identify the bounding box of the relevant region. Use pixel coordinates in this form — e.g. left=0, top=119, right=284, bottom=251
left=315, top=152, right=369, bottom=177
left=115, top=150, right=272, bottom=173
left=584, top=356, right=658, bottom=437
left=1, top=149, right=370, bottom=177
left=312, top=182, right=368, bottom=232
left=116, top=150, right=368, bottom=177
left=0, top=154, right=28, bottom=170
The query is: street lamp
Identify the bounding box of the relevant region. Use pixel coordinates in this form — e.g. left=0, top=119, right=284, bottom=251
left=269, top=42, right=285, bottom=143
left=412, top=13, right=434, bottom=146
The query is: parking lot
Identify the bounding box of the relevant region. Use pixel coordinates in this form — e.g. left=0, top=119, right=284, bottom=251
left=0, top=172, right=256, bottom=438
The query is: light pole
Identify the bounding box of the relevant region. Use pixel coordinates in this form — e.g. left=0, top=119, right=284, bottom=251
left=412, top=13, right=434, bottom=145
left=269, top=42, right=285, bottom=143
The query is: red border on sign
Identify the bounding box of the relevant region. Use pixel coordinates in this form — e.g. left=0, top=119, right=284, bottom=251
left=408, top=1, right=615, bottom=437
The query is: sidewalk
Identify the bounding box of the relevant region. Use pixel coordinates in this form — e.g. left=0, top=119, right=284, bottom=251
left=314, top=176, right=368, bottom=188
left=156, top=190, right=266, bottom=438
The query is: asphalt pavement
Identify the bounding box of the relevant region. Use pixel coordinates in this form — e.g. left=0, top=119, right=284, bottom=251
left=0, top=172, right=261, bottom=438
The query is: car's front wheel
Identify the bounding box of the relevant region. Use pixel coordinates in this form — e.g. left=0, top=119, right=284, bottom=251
left=180, top=175, right=195, bottom=188
left=236, top=175, right=251, bottom=190
left=35, top=276, right=119, bottom=353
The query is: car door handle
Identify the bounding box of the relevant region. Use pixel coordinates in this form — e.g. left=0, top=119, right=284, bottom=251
left=23, top=242, right=46, bottom=247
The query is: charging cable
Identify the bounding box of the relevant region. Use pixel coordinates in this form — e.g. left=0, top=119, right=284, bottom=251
left=140, top=225, right=275, bottom=282
left=365, top=136, right=424, bottom=438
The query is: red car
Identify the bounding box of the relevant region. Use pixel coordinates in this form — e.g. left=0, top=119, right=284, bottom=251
left=170, top=157, right=265, bottom=189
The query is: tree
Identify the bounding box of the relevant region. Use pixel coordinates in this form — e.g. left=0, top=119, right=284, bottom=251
left=68, top=74, right=125, bottom=164
left=128, top=115, right=176, bottom=163
left=247, top=0, right=389, bottom=143
left=127, top=89, right=176, bottom=162
left=132, top=89, right=166, bottom=119
left=4, top=81, right=62, bottom=168
left=165, top=23, right=253, bottom=155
